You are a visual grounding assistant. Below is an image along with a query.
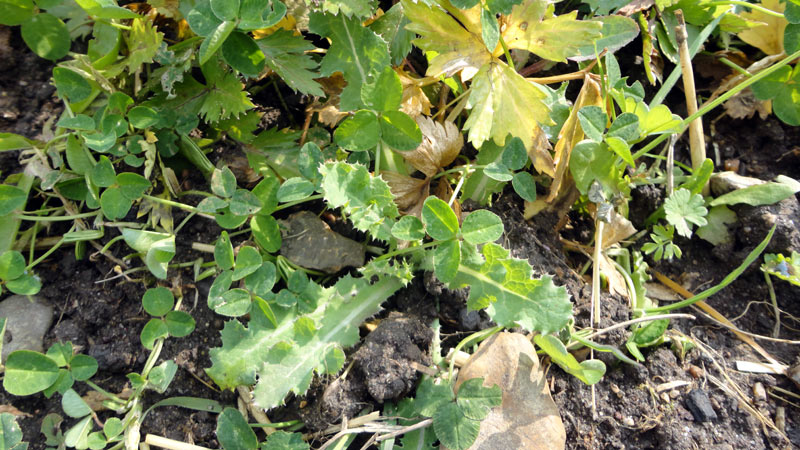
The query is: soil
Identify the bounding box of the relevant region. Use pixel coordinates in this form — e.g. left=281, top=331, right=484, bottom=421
left=2, top=22, right=800, bottom=450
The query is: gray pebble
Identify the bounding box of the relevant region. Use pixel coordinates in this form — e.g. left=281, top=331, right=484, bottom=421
left=0, top=295, right=54, bottom=362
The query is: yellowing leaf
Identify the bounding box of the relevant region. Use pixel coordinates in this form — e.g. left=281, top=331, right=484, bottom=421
left=401, top=0, right=491, bottom=79
left=737, top=0, right=786, bottom=56
left=463, top=61, right=553, bottom=175
left=503, top=5, right=603, bottom=62
left=397, top=69, right=433, bottom=117
left=401, top=116, right=462, bottom=178
left=548, top=75, right=602, bottom=202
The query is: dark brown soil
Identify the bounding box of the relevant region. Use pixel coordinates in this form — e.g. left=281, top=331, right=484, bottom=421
left=1, top=24, right=799, bottom=450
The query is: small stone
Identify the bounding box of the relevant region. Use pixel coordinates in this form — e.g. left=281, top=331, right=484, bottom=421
left=688, top=365, right=704, bottom=379
left=279, top=211, right=365, bottom=273
left=685, top=389, right=718, bottom=422
left=752, top=382, right=767, bottom=403
left=622, top=416, right=635, bottom=427
left=709, top=172, right=766, bottom=196
left=0, top=295, right=53, bottom=363
left=669, top=389, right=680, bottom=399
left=660, top=392, right=671, bottom=403
left=614, top=411, right=623, bottom=421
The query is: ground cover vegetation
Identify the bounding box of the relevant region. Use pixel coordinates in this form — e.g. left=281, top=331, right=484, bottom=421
left=0, top=0, right=799, bottom=448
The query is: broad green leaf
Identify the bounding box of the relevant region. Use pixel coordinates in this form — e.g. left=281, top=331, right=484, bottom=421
left=83, top=131, right=116, bottom=153
left=464, top=62, right=551, bottom=157
left=229, top=189, right=262, bottom=216
left=103, top=417, right=123, bottom=440
left=413, top=377, right=454, bottom=417
left=100, top=187, right=132, bottom=220
left=210, top=0, right=239, bottom=21
left=432, top=402, right=479, bottom=450
left=68, top=354, right=97, bottom=381
left=0, top=413, right=25, bottom=450
left=362, top=66, right=402, bottom=112
left=90, top=156, right=116, bottom=188
left=63, top=416, right=92, bottom=449
left=334, top=111, right=380, bottom=151
left=128, top=106, right=160, bottom=129
left=57, top=114, right=95, bottom=131
left=74, top=0, right=140, bottom=18
left=140, top=318, right=169, bottom=350
left=0, top=0, right=34, bottom=26
left=697, top=205, right=737, bottom=246
left=664, top=188, right=707, bottom=237
left=434, top=240, right=461, bottom=283
left=481, top=8, right=500, bottom=54
left=251, top=215, right=281, bottom=253
left=483, top=162, right=512, bottom=182
left=571, top=15, right=640, bottom=61
left=197, top=196, right=228, bottom=213
left=256, top=29, right=324, bottom=96
left=752, top=65, right=800, bottom=126
left=245, top=262, right=277, bottom=297
left=462, top=141, right=506, bottom=205
left=512, top=171, right=537, bottom=202
left=710, top=182, right=798, bottom=207
left=0, top=251, right=25, bottom=281
left=380, top=111, right=422, bottom=151
left=277, top=177, right=315, bottom=202
left=252, top=176, right=280, bottom=215
left=211, top=167, right=237, bottom=198
left=21, top=13, right=70, bottom=60
left=261, top=431, right=310, bottom=450
left=238, top=0, right=286, bottom=30
left=636, top=103, right=681, bottom=135
left=298, top=142, right=324, bottom=182
left=577, top=105, right=607, bottom=142
left=319, top=162, right=399, bottom=242
left=456, top=378, right=502, bottom=420
left=165, top=311, right=195, bottom=337
left=368, top=2, right=414, bottom=65
left=88, top=20, right=121, bottom=69
left=126, top=18, right=163, bottom=72
left=451, top=243, right=572, bottom=334
left=534, top=334, right=605, bottom=385
left=309, top=12, right=391, bottom=110
left=222, top=31, right=266, bottom=78
left=461, top=210, right=503, bottom=245
left=5, top=273, right=41, bottom=295
left=62, top=389, right=92, bottom=418
left=148, top=360, right=177, bottom=393
left=392, top=215, right=425, bottom=241
left=232, top=246, right=262, bottom=281
left=65, top=136, right=93, bottom=176
left=3, top=350, right=59, bottom=396
left=199, top=20, right=236, bottom=65
left=501, top=137, right=527, bottom=171
left=422, top=197, right=460, bottom=241
left=52, top=68, right=91, bottom=103
left=605, top=136, right=634, bottom=167
left=187, top=0, right=222, bottom=36
left=0, top=132, right=38, bottom=151
left=215, top=231, right=235, bottom=270
left=504, top=8, right=603, bottom=62
left=209, top=288, right=251, bottom=317
left=216, top=408, right=258, bottom=450
left=121, top=229, right=175, bottom=279
left=630, top=319, right=669, bottom=347
left=569, top=140, right=616, bottom=195
left=142, top=286, right=174, bottom=317
left=116, top=173, right=151, bottom=200
left=785, top=24, right=800, bottom=54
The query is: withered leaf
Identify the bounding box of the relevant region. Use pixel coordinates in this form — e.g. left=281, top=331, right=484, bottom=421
left=401, top=116, right=463, bottom=178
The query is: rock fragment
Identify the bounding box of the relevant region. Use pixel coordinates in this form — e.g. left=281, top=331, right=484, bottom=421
left=0, top=294, right=53, bottom=362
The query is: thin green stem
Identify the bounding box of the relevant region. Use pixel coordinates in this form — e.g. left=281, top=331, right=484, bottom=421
left=274, top=194, right=324, bottom=212
left=718, top=57, right=751, bottom=77
left=764, top=272, right=780, bottom=338
left=499, top=34, right=514, bottom=71
left=707, top=0, right=784, bottom=17
left=250, top=420, right=302, bottom=429
left=432, top=165, right=484, bottom=180
left=374, top=240, right=439, bottom=262
left=99, top=235, right=124, bottom=255
left=448, top=325, right=503, bottom=382
left=26, top=229, right=70, bottom=271
left=142, top=194, right=200, bottom=213
left=178, top=190, right=215, bottom=198
left=15, top=211, right=98, bottom=222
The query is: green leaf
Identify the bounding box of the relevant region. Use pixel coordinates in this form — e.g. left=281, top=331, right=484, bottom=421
left=199, top=62, right=255, bottom=123
left=0, top=413, right=26, bottom=450
left=103, top=417, right=123, bottom=440
left=65, top=136, right=93, bottom=176
left=413, top=377, right=454, bottom=417
left=461, top=210, right=503, bottom=245
left=664, top=188, right=708, bottom=238
left=0, top=251, right=25, bottom=281
left=165, top=311, right=195, bottom=337
left=198, top=196, right=229, bottom=213
left=261, top=431, right=310, bottom=450
left=211, top=0, right=239, bottom=21
left=128, top=106, right=160, bottom=129
left=116, top=173, right=151, bottom=200
left=68, top=354, right=97, bottom=382
left=298, top=142, right=324, bottom=182
left=362, top=66, right=402, bottom=112
left=571, top=15, right=639, bottom=61
left=187, top=0, right=222, bottom=36
left=334, top=111, right=380, bottom=151
left=432, top=402, right=479, bottom=450
left=577, top=105, right=607, bottom=142
left=533, top=334, right=605, bottom=385
left=21, top=13, right=70, bottom=60
left=434, top=240, right=461, bottom=284
left=143, top=286, right=174, bottom=317
left=251, top=215, right=281, bottom=253
left=319, top=162, right=399, bottom=242
left=148, top=360, right=177, bottom=393
left=456, top=378, right=502, bottom=420
left=52, top=68, right=91, bottom=103
left=709, top=182, right=798, bottom=208
left=392, top=215, right=425, bottom=241
left=451, top=243, right=572, bottom=334
left=0, top=0, right=34, bottom=26
left=63, top=416, right=92, bottom=449
left=785, top=24, right=800, bottom=54
left=368, top=2, right=414, bottom=65
left=215, top=231, right=235, bottom=270
left=83, top=131, right=117, bottom=153
left=207, top=276, right=403, bottom=409
left=252, top=175, right=280, bottom=215
left=238, top=0, right=286, bottom=30
left=0, top=185, right=27, bottom=216
left=605, top=136, right=635, bottom=168
left=209, top=288, right=251, bottom=317
left=277, top=177, right=315, bottom=203
left=88, top=20, right=121, bottom=69
left=245, top=262, right=276, bottom=297
left=5, top=273, right=41, bottom=295
left=0, top=132, right=38, bottom=151
left=501, top=137, right=527, bottom=171
left=512, top=171, right=537, bottom=202
left=607, top=112, right=640, bottom=142
left=3, top=350, right=60, bottom=396
left=379, top=111, right=422, bottom=151
left=100, top=187, right=132, bottom=220
left=256, top=29, right=324, bottom=96
left=216, top=408, right=258, bottom=450
left=126, top=18, right=163, bottom=72
left=222, top=31, right=266, bottom=78
left=232, top=246, right=262, bottom=281
left=211, top=167, right=237, bottom=198
left=140, top=318, right=169, bottom=350
left=480, top=8, right=500, bottom=53
left=697, top=205, right=737, bottom=246
left=121, top=229, right=175, bottom=280
left=229, top=189, right=262, bottom=216
left=569, top=140, right=616, bottom=195
left=630, top=319, right=669, bottom=347
left=422, top=197, right=459, bottom=241
left=90, top=156, right=116, bottom=188
left=309, top=12, right=391, bottom=111
left=57, top=114, right=95, bottom=131
left=505, top=8, right=604, bottom=61
left=199, top=20, right=236, bottom=65
left=62, top=388, right=92, bottom=418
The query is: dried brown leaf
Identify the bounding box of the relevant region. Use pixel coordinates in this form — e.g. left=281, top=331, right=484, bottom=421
left=723, top=88, right=771, bottom=120
left=598, top=253, right=628, bottom=299
left=0, top=405, right=31, bottom=417
left=601, top=210, right=636, bottom=249
left=397, top=70, right=434, bottom=117
left=617, top=0, right=654, bottom=16
left=400, top=117, right=462, bottom=178
left=309, top=74, right=348, bottom=127
left=382, top=171, right=430, bottom=218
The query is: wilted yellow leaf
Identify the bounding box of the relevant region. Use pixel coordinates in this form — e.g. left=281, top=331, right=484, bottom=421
left=463, top=61, right=553, bottom=174
left=737, top=0, right=786, bottom=56
left=397, top=69, right=433, bottom=117
left=401, top=117, right=462, bottom=178
left=548, top=74, right=602, bottom=202
left=503, top=3, right=602, bottom=62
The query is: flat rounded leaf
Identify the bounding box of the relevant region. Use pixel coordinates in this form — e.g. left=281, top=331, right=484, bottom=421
left=577, top=105, right=607, bottom=142
left=52, top=68, right=91, bottom=103
left=0, top=0, right=34, bottom=26
left=3, top=350, right=60, bottom=396
left=21, top=13, right=70, bottom=60
left=251, top=215, right=281, bottom=253
left=422, top=196, right=459, bottom=241
left=210, top=288, right=251, bottom=317
left=0, top=251, right=25, bottom=281
left=83, top=131, right=117, bottom=152
left=461, top=210, right=503, bottom=245
left=0, top=413, right=24, bottom=450
left=57, top=114, right=95, bottom=131
left=244, top=261, right=276, bottom=297
left=362, top=66, right=402, bottom=112
left=433, top=402, right=480, bottom=450
left=392, top=215, right=425, bottom=241
left=232, top=245, right=262, bottom=281
left=68, top=354, right=98, bottom=381
left=238, top=0, right=286, bottom=30
left=165, top=310, right=195, bottom=337
left=143, top=286, right=175, bottom=317
left=607, top=112, right=639, bottom=142
left=481, top=7, right=500, bottom=53
left=116, top=173, right=151, bottom=200
left=261, top=431, right=309, bottom=450
left=211, top=167, right=237, bottom=198
left=215, top=231, right=235, bottom=270
left=197, top=196, right=229, bottom=213
left=140, top=318, right=169, bottom=350
left=277, top=177, right=315, bottom=202
left=334, top=111, right=380, bottom=151
left=606, top=136, right=634, bottom=167
left=501, top=137, right=527, bottom=171
left=434, top=240, right=460, bottom=283
left=64, top=415, right=92, bottom=448
left=216, top=407, right=258, bottom=450
left=103, top=417, right=123, bottom=440
left=571, top=15, right=639, bottom=62
left=252, top=175, right=279, bottom=215
left=128, top=106, right=160, bottom=129
left=101, top=113, right=128, bottom=138
left=62, top=388, right=92, bottom=418
left=785, top=24, right=800, bottom=54
left=218, top=209, right=247, bottom=231
left=456, top=378, right=502, bottom=420
left=229, top=189, right=262, bottom=216
left=186, top=0, right=222, bottom=36
left=222, top=31, right=266, bottom=78
left=90, top=156, right=116, bottom=187
left=483, top=162, right=513, bottom=182
left=379, top=111, right=422, bottom=151
left=88, top=20, right=121, bottom=69
left=298, top=142, right=323, bottom=182
left=0, top=185, right=26, bottom=215
left=211, top=0, right=240, bottom=21
left=6, top=273, right=41, bottom=295
left=100, top=187, right=132, bottom=220
left=512, top=171, right=537, bottom=202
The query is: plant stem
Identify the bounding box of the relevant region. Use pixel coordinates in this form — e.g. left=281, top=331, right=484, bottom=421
left=374, top=240, right=439, bottom=262
left=764, top=272, right=781, bottom=338
left=448, top=325, right=503, bottom=382
left=274, top=194, right=324, bottom=212
left=15, top=211, right=98, bottom=222
left=676, top=11, right=706, bottom=174
left=499, top=34, right=514, bottom=70
left=142, top=194, right=199, bottom=213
